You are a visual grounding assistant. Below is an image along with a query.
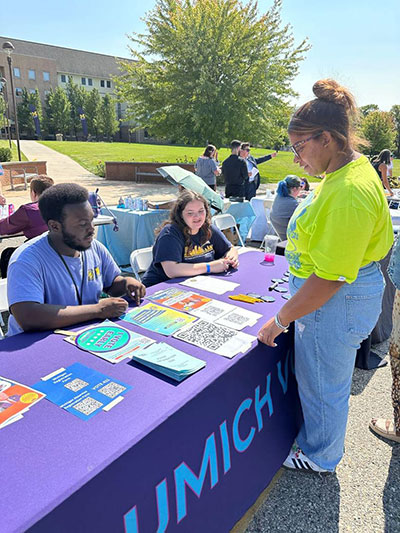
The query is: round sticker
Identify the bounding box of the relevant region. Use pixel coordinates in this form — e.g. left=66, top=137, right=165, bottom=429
left=271, top=278, right=284, bottom=284
left=281, top=294, right=291, bottom=300
left=274, top=287, right=288, bottom=293
left=20, top=392, right=39, bottom=404
left=247, top=293, right=262, bottom=298
left=261, top=296, right=275, bottom=302
left=75, top=326, right=131, bottom=353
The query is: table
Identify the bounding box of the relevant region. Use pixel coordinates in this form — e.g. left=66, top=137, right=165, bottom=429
left=97, top=207, right=170, bottom=266
left=390, top=208, right=400, bottom=226
left=1, top=251, right=300, bottom=533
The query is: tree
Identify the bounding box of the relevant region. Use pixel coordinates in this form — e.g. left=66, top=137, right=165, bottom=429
left=17, top=88, right=42, bottom=138
left=85, top=88, right=102, bottom=139
left=390, top=105, right=400, bottom=157
left=65, top=77, right=88, bottom=139
left=44, top=87, right=71, bottom=136
left=361, top=110, right=396, bottom=155
left=359, top=104, right=379, bottom=118
left=100, top=94, right=119, bottom=140
left=116, top=0, right=310, bottom=147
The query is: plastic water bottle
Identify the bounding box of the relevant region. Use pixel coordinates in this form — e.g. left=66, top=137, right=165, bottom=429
left=142, top=199, right=148, bottom=211
left=136, top=197, right=143, bottom=211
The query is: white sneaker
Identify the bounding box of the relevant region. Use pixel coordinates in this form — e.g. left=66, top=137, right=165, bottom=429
left=283, top=444, right=329, bottom=473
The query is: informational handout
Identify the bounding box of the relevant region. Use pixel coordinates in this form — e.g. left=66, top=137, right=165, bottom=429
left=147, top=287, right=211, bottom=312
left=121, top=303, right=196, bottom=336
left=189, top=300, right=262, bottom=330
left=0, top=377, right=45, bottom=429
left=180, top=276, right=239, bottom=295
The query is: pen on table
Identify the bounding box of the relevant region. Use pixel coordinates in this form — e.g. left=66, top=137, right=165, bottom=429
left=268, top=281, right=279, bottom=292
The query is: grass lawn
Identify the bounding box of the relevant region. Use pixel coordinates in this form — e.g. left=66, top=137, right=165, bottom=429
left=39, top=141, right=400, bottom=184
left=0, top=139, right=27, bottom=161
left=38, top=141, right=313, bottom=183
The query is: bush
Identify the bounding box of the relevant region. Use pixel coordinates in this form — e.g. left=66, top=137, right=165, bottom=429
left=95, top=160, right=105, bottom=177
left=0, top=147, right=12, bottom=162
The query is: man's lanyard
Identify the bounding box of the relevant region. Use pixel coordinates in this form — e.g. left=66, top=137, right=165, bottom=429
left=48, top=237, right=86, bottom=305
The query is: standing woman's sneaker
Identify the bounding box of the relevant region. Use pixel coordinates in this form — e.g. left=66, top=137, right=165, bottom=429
left=283, top=444, right=330, bottom=473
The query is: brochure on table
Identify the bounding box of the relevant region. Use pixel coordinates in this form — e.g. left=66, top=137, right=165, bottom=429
left=0, top=377, right=46, bottom=429
left=121, top=303, right=196, bottom=335
left=147, top=287, right=211, bottom=312
left=172, top=319, right=256, bottom=358
left=34, top=363, right=132, bottom=420
left=65, top=319, right=155, bottom=363
left=132, top=343, right=206, bottom=382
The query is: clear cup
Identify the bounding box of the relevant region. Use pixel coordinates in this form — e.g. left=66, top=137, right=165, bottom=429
left=263, top=235, right=279, bottom=265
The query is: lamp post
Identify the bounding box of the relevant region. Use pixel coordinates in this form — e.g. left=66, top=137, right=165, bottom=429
left=2, top=41, right=21, bottom=161
left=0, top=77, right=12, bottom=149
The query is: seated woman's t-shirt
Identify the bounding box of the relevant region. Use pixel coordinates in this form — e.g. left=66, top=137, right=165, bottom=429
left=142, top=223, right=231, bottom=287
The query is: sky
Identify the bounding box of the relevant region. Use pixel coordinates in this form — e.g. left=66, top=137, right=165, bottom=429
left=1, top=0, right=399, bottom=110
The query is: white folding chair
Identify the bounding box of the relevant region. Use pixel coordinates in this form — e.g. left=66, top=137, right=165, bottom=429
left=0, top=279, right=9, bottom=339
left=129, top=247, right=153, bottom=280
left=212, top=213, right=245, bottom=247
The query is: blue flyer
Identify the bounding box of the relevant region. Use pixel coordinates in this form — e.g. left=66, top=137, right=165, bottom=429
left=34, top=363, right=132, bottom=420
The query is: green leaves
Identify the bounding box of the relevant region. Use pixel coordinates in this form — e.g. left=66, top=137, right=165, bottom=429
left=116, top=0, right=309, bottom=147
left=361, top=110, right=396, bottom=155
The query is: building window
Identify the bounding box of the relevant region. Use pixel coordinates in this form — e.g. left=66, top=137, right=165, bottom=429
left=29, top=89, right=36, bottom=94
left=28, top=69, right=36, bottom=80
left=61, top=74, right=66, bottom=83
left=100, top=80, right=105, bottom=88
left=106, top=80, right=111, bottom=88
left=81, top=77, right=86, bottom=85
left=13, top=67, right=21, bottom=78
left=88, top=78, right=93, bottom=86
left=15, top=88, right=23, bottom=96
left=43, top=71, right=50, bottom=82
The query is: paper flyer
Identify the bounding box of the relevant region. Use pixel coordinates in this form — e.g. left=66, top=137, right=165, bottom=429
left=121, top=303, right=196, bottom=336
left=34, top=362, right=132, bottom=421
left=66, top=320, right=155, bottom=363
left=172, top=319, right=256, bottom=358
left=180, top=276, right=239, bottom=295
left=0, top=377, right=46, bottom=429
left=147, top=287, right=211, bottom=312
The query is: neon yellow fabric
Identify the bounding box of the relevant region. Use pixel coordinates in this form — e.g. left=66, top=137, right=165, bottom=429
left=285, top=156, right=393, bottom=283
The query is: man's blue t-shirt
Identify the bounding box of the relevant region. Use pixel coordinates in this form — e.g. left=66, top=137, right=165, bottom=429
left=142, top=223, right=231, bottom=287
left=7, top=234, right=121, bottom=336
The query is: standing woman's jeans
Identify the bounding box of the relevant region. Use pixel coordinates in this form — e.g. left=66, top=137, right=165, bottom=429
left=289, top=262, right=385, bottom=471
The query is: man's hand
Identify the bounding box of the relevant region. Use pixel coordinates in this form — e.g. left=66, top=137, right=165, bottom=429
left=125, top=277, right=146, bottom=305
left=96, top=298, right=129, bottom=319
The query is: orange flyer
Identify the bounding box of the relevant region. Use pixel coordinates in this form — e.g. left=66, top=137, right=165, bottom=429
left=147, top=288, right=211, bottom=313
left=0, top=377, right=46, bottom=428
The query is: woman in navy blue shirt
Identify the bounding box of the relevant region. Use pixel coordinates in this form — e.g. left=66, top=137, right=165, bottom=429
left=142, top=190, right=239, bottom=287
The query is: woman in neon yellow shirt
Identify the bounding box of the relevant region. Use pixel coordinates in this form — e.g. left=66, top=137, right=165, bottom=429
left=258, top=79, right=393, bottom=473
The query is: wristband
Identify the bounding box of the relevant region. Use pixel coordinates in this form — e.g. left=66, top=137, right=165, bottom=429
left=206, top=263, right=211, bottom=274
left=274, top=313, right=289, bottom=332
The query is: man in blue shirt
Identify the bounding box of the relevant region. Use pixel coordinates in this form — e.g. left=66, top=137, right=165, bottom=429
left=239, top=143, right=277, bottom=200
left=7, top=183, right=145, bottom=336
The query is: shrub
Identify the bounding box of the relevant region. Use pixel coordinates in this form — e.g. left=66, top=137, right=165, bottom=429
left=0, top=147, right=12, bottom=162
left=95, top=160, right=105, bottom=177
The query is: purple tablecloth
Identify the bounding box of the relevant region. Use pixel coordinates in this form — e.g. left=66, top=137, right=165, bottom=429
left=0, top=251, right=301, bottom=533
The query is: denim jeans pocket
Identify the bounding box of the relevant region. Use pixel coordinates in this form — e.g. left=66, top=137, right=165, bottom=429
left=345, top=291, right=384, bottom=336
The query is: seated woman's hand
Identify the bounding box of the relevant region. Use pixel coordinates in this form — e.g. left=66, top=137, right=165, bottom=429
left=224, top=251, right=239, bottom=269
left=211, top=258, right=231, bottom=273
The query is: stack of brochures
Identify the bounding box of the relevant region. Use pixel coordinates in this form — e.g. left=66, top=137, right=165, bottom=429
left=132, top=343, right=206, bottom=381
left=0, top=376, right=46, bottom=429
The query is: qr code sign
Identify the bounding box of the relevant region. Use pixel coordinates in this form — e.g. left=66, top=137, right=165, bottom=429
left=174, top=320, right=236, bottom=351
left=73, top=397, right=103, bottom=416
left=64, top=378, right=88, bottom=392
left=225, top=312, right=248, bottom=326
left=202, top=305, right=224, bottom=318
left=98, top=382, right=126, bottom=398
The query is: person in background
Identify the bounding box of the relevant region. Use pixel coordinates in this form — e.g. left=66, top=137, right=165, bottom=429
left=7, top=183, right=145, bottom=336
left=0, top=175, right=54, bottom=277
left=298, top=176, right=311, bottom=198
left=370, top=236, right=400, bottom=442
left=221, top=139, right=248, bottom=199
left=269, top=175, right=302, bottom=241
left=372, top=149, right=394, bottom=196
left=142, top=190, right=238, bottom=287
left=257, top=79, right=393, bottom=473
left=239, top=143, right=277, bottom=200
left=194, top=144, right=221, bottom=191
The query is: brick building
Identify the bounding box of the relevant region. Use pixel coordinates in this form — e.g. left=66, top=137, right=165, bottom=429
left=0, top=36, right=145, bottom=142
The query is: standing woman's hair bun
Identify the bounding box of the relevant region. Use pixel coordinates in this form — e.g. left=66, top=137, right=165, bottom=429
left=312, top=79, right=357, bottom=115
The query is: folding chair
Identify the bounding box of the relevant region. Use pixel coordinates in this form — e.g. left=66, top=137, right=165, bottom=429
left=129, top=247, right=153, bottom=280
left=0, top=279, right=9, bottom=339
left=212, top=213, right=245, bottom=247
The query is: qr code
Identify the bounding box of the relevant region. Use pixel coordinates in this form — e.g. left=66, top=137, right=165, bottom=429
left=98, top=382, right=126, bottom=398
left=174, top=319, right=236, bottom=351
left=225, top=312, right=248, bottom=326
left=73, top=396, right=103, bottom=416
left=64, top=378, right=88, bottom=392
left=201, top=305, right=224, bottom=318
